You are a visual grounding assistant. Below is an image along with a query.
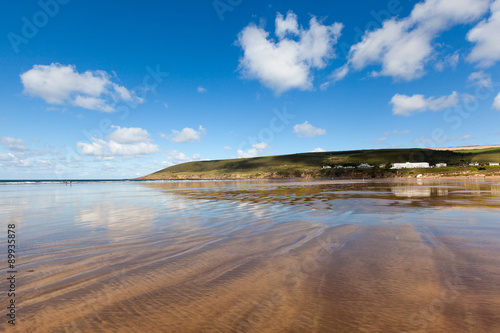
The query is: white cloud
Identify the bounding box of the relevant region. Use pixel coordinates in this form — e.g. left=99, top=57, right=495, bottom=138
left=161, top=125, right=206, bottom=143
left=237, top=11, right=343, bottom=95
left=391, top=91, right=460, bottom=116
left=237, top=142, right=270, bottom=158
left=0, top=137, right=29, bottom=151
left=331, top=64, right=349, bottom=83
left=467, top=70, right=492, bottom=87
left=293, top=121, right=326, bottom=138
left=77, top=126, right=158, bottom=159
left=383, top=129, right=410, bottom=136
left=311, top=147, right=325, bottom=152
left=434, top=51, right=460, bottom=71
left=197, top=86, right=207, bottom=93
left=414, top=134, right=472, bottom=144
left=166, top=150, right=203, bottom=165
left=337, top=0, right=489, bottom=81
left=494, top=92, right=500, bottom=111
left=107, top=126, right=151, bottom=144
left=223, top=146, right=232, bottom=150
left=0, top=152, right=18, bottom=162
left=103, top=163, right=116, bottom=170
left=20, top=63, right=142, bottom=112
left=275, top=11, right=300, bottom=39
left=467, top=0, right=500, bottom=67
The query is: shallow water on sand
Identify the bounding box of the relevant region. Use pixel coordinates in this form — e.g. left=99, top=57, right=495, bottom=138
left=1, top=179, right=500, bottom=332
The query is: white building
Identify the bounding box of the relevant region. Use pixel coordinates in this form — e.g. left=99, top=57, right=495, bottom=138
left=435, top=163, right=447, bottom=168
left=391, top=162, right=430, bottom=169
left=358, top=163, right=374, bottom=169
left=322, top=166, right=332, bottom=169
left=470, top=162, right=479, bottom=166
left=490, top=162, right=499, bottom=166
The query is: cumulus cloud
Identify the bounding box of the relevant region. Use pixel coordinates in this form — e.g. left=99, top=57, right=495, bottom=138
left=336, top=0, right=489, bottom=81
left=390, top=91, right=460, bottom=116
left=197, top=86, right=207, bottom=93
left=107, top=126, right=151, bottom=144
left=20, top=63, right=142, bottom=112
left=293, top=121, right=326, bottom=138
left=468, top=70, right=492, bottom=87
left=237, top=11, right=343, bottom=95
left=77, top=126, right=158, bottom=159
left=166, top=150, right=203, bottom=165
left=494, top=92, right=500, bottom=111
left=161, top=125, right=206, bottom=143
left=0, top=137, right=29, bottom=151
left=311, top=147, right=325, bottom=152
left=467, top=0, right=500, bottom=67
left=237, top=142, right=270, bottom=158
left=223, top=146, right=232, bottom=150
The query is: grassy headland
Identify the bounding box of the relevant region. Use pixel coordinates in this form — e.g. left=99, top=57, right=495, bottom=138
left=140, top=147, right=500, bottom=180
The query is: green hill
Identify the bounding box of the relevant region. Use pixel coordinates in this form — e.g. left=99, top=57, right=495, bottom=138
left=140, top=147, right=500, bottom=179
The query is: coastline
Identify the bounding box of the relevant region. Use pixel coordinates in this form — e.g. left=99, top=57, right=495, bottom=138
left=138, top=172, right=500, bottom=181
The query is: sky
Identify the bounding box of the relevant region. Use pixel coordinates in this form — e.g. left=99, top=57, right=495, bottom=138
left=1, top=0, right=500, bottom=179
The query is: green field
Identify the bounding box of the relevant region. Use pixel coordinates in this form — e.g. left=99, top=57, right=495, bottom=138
left=140, top=147, right=500, bottom=179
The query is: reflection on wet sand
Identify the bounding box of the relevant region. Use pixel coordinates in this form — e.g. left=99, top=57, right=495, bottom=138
left=0, top=180, right=499, bottom=332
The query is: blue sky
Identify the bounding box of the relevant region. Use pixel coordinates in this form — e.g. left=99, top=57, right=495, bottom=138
left=1, top=0, right=500, bottom=179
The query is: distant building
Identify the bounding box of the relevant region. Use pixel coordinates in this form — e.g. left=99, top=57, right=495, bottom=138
left=435, top=163, right=447, bottom=168
left=379, top=164, right=387, bottom=168
left=334, top=165, right=344, bottom=169
left=344, top=166, right=355, bottom=169
left=322, top=166, right=332, bottom=169
left=358, top=163, right=374, bottom=169
left=391, top=162, right=430, bottom=169
left=490, top=162, right=499, bottom=166
left=469, top=162, right=479, bottom=166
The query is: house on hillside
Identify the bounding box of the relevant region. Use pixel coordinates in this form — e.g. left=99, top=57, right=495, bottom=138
left=379, top=164, right=387, bottom=168
left=490, top=162, right=499, bottom=166
left=435, top=163, right=447, bottom=168
left=391, top=162, right=430, bottom=169
left=470, top=162, right=479, bottom=166
left=334, top=165, right=344, bottom=169
left=322, top=166, right=332, bottom=169
left=358, top=163, right=374, bottom=169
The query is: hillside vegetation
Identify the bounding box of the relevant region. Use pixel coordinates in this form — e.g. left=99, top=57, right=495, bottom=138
left=140, top=147, right=500, bottom=179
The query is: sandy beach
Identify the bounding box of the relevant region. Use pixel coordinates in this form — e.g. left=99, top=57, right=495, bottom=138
left=1, top=180, right=500, bottom=332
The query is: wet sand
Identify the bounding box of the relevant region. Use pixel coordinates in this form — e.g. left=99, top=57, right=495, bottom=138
left=1, top=180, right=500, bottom=332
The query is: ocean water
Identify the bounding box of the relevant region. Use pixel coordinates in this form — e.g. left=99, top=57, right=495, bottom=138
left=1, top=179, right=499, bottom=332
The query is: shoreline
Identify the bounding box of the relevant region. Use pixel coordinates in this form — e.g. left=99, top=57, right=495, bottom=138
left=138, top=174, right=500, bottom=181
